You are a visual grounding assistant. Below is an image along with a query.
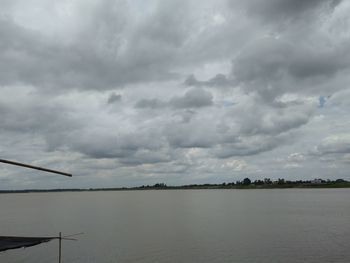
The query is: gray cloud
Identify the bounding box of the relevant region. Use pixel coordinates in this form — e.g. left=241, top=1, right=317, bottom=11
left=231, top=0, right=342, bottom=24
left=232, top=37, right=350, bottom=102
left=0, top=0, right=192, bottom=91
left=169, top=88, right=213, bottom=108
left=164, top=121, right=217, bottom=148
left=235, top=101, right=315, bottom=136
left=135, top=99, right=166, bottom=109
left=107, top=93, right=122, bottom=104
left=35, top=126, right=172, bottom=171
left=0, top=95, right=78, bottom=136
left=184, top=74, right=232, bottom=88
left=213, top=134, right=289, bottom=158
left=313, top=134, right=350, bottom=155
left=135, top=88, right=213, bottom=109
left=237, top=39, right=344, bottom=81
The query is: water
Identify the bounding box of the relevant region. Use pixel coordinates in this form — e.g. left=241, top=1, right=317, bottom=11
left=0, top=189, right=349, bottom=263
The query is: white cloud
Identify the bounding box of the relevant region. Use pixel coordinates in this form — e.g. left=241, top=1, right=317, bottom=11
left=222, top=159, right=248, bottom=171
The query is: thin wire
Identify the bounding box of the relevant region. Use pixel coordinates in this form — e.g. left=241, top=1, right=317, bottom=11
left=62, top=232, right=84, bottom=238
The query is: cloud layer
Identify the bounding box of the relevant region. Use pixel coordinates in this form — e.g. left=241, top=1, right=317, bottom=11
left=1, top=0, right=350, bottom=189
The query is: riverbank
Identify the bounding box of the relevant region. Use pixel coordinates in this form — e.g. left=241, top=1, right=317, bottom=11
left=1, top=181, right=350, bottom=194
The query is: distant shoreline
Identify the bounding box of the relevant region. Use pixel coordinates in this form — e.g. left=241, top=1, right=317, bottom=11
left=1, top=181, right=350, bottom=194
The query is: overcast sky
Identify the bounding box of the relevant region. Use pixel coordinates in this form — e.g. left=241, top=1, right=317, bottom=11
left=1, top=0, right=350, bottom=189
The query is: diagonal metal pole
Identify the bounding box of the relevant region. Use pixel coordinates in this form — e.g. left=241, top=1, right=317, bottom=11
left=0, top=159, right=72, bottom=177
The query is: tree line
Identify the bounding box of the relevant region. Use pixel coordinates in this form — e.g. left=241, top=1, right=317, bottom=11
left=137, top=178, right=349, bottom=189
left=1, top=178, right=349, bottom=193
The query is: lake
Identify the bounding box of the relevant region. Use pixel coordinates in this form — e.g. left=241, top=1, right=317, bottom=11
left=1, top=189, right=349, bottom=262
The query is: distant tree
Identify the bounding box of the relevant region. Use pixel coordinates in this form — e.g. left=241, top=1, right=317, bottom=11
left=242, top=178, right=251, bottom=185
left=153, top=183, right=167, bottom=188
left=254, top=180, right=264, bottom=185
left=264, top=178, right=272, bottom=184
left=335, top=179, right=346, bottom=183
left=277, top=178, right=285, bottom=185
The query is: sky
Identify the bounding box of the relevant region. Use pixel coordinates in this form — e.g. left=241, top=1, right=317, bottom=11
left=1, top=0, right=350, bottom=189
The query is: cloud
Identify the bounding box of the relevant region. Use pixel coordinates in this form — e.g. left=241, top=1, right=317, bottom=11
left=184, top=74, right=232, bottom=88
left=1, top=0, right=350, bottom=188
left=107, top=93, right=122, bottom=104
left=281, top=152, right=306, bottom=168
left=0, top=90, right=79, bottom=136
left=135, top=98, right=166, bottom=109
left=135, top=88, right=213, bottom=109
left=230, top=0, right=342, bottom=24
left=328, top=89, right=350, bottom=108
left=222, top=159, right=248, bottom=171
left=169, top=88, right=213, bottom=108
left=164, top=120, right=217, bottom=148
left=313, top=134, right=350, bottom=155
left=287, top=152, right=306, bottom=162
left=239, top=103, right=314, bottom=136
left=0, top=0, right=194, bottom=91
left=212, top=134, right=289, bottom=158
left=232, top=37, right=350, bottom=101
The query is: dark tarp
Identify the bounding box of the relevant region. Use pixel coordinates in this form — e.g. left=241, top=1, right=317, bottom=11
left=0, top=236, right=57, bottom=252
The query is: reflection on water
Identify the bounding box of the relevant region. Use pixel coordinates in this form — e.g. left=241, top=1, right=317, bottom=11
left=1, top=189, right=350, bottom=263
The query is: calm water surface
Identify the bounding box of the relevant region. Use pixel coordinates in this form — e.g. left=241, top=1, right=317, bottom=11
left=0, top=189, right=349, bottom=263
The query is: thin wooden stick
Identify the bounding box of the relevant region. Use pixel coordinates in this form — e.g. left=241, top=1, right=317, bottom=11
left=59, top=232, right=62, bottom=263
left=0, top=159, right=72, bottom=177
